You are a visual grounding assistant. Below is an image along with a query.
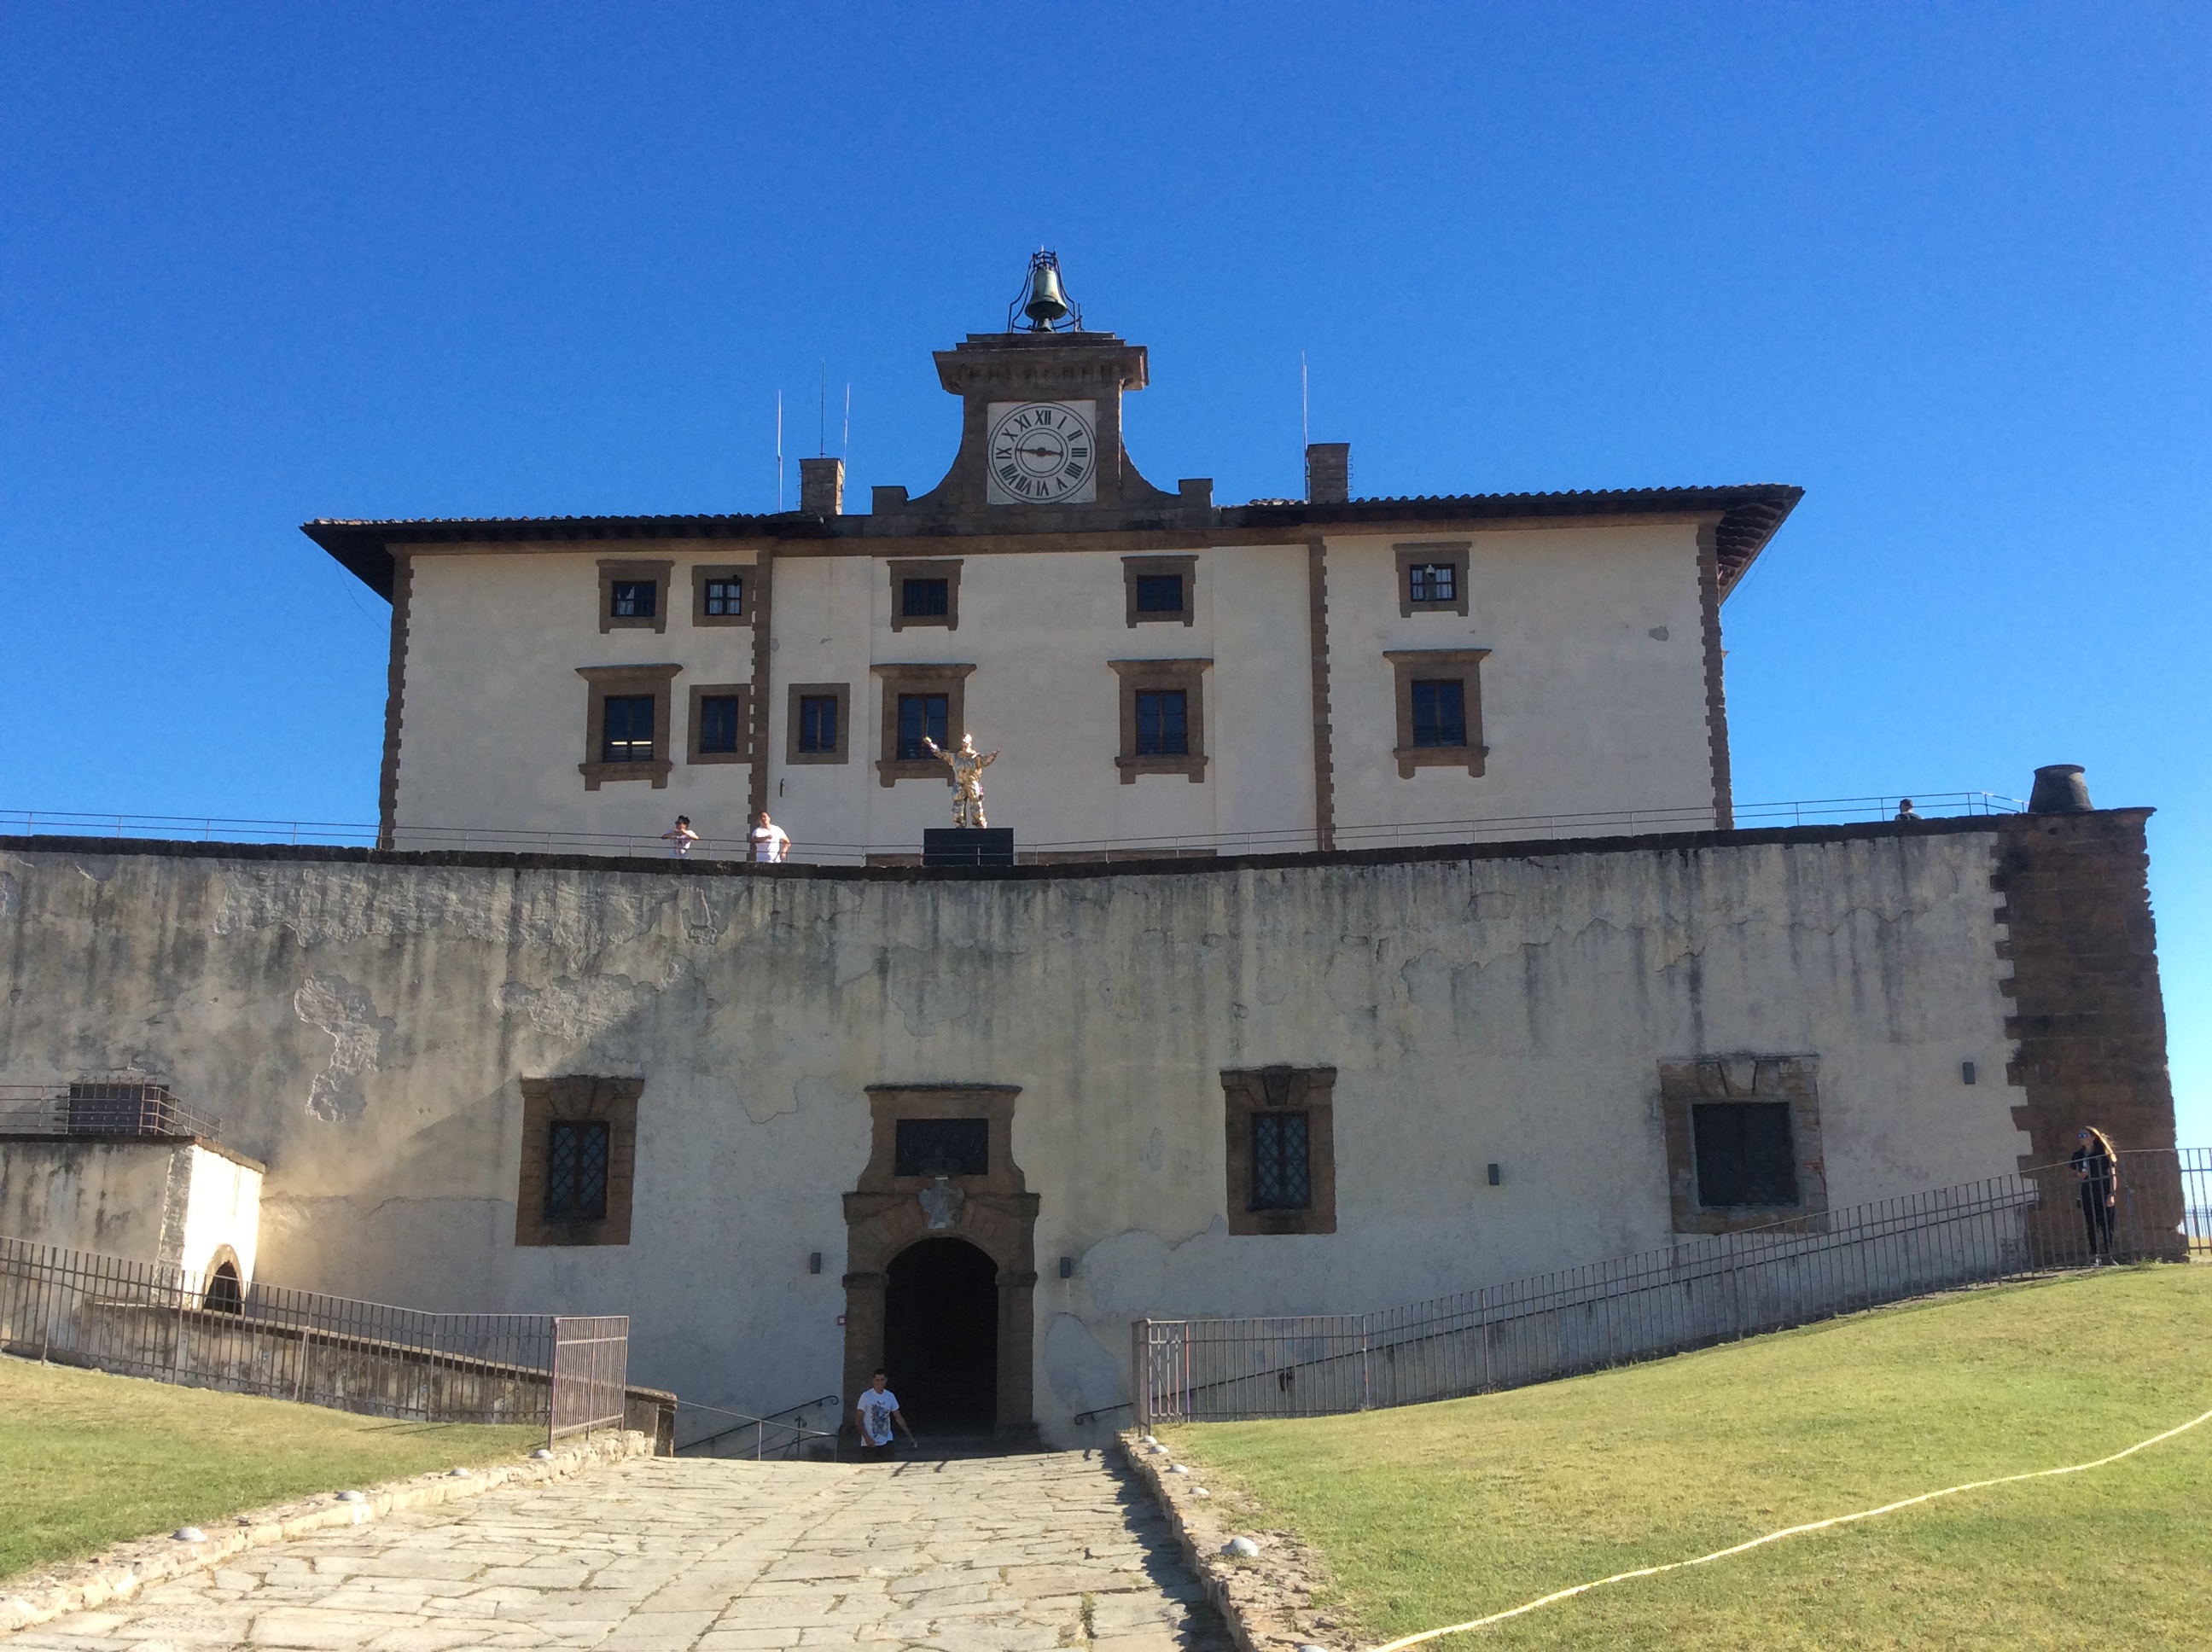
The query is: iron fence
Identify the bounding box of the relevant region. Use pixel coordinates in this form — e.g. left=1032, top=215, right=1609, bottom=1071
left=0, top=1234, right=614, bottom=1426
left=0, top=1082, right=222, bottom=1142
left=548, top=1316, right=631, bottom=1446
left=2, top=791, right=2023, bottom=868
left=675, top=1393, right=844, bottom=1459
left=1135, top=1149, right=2204, bottom=1426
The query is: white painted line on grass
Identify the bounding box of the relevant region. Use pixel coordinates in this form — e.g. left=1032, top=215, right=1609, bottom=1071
left=1369, top=1404, right=2212, bottom=1649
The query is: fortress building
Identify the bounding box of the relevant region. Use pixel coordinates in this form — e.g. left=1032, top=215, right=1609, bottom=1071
left=0, top=262, right=2175, bottom=1445
left=304, top=259, right=1797, bottom=861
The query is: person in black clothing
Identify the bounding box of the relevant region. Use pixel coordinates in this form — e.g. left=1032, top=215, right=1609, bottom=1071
left=2072, top=1126, right=2120, bottom=1260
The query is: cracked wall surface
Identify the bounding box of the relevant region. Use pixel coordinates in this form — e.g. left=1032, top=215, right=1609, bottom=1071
left=0, top=823, right=2053, bottom=1442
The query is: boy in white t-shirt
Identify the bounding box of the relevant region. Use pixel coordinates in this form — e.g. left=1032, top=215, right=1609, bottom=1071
left=854, top=1369, right=914, bottom=1459
left=749, top=811, right=791, bottom=864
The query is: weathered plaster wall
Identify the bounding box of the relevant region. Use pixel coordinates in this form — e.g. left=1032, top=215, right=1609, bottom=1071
left=0, top=823, right=2035, bottom=1440
left=0, top=1139, right=261, bottom=1277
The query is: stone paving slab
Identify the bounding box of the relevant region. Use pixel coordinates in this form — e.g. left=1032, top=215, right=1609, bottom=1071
left=8, top=1452, right=1231, bottom=1652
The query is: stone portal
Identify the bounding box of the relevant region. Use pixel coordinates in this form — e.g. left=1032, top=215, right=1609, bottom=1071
left=842, top=1084, right=1038, bottom=1442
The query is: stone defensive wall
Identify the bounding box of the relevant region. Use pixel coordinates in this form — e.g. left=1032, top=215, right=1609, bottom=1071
left=0, top=810, right=2172, bottom=1442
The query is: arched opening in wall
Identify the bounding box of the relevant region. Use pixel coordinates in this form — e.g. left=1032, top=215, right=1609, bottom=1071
left=882, top=1238, right=998, bottom=1435
left=203, top=1259, right=243, bottom=1315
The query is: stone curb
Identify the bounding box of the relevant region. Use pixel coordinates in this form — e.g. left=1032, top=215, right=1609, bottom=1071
left=0, top=1429, right=653, bottom=1639
left=1118, top=1430, right=1355, bottom=1652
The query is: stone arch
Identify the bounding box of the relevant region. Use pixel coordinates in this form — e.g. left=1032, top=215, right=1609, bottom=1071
left=202, top=1245, right=245, bottom=1314
left=842, top=1085, right=1037, bottom=1441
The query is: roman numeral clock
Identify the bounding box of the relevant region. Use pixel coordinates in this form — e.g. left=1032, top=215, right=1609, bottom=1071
left=986, top=401, right=1097, bottom=505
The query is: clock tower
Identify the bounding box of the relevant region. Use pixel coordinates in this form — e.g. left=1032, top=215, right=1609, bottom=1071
left=874, top=257, right=1205, bottom=528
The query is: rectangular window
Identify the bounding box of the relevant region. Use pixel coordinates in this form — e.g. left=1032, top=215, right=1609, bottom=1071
left=544, top=1120, right=611, bottom=1222
left=602, top=695, right=655, bottom=763
left=1249, top=1112, right=1312, bottom=1211
left=894, top=1117, right=989, bottom=1178
left=799, top=695, right=839, bottom=754
left=901, top=578, right=951, bottom=619
left=1135, top=689, right=1188, bottom=756
left=897, top=693, right=949, bottom=761
left=697, top=695, right=743, bottom=755
left=1407, top=563, right=1456, bottom=605
left=1409, top=680, right=1466, bottom=747
left=610, top=580, right=657, bottom=620
left=1691, top=1102, right=1800, bottom=1207
left=703, top=577, right=742, bottom=618
left=1134, top=573, right=1185, bottom=614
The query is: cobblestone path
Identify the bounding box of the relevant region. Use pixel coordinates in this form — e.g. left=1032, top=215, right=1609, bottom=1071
left=11, top=1451, right=1230, bottom=1652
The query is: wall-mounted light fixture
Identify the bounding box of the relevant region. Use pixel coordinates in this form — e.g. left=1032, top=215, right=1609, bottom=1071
left=808, top=1251, right=823, bottom=1274
left=1487, top=1163, right=1502, bottom=1186
left=1058, top=1256, right=1074, bottom=1279
left=1961, top=1062, right=1977, bottom=1086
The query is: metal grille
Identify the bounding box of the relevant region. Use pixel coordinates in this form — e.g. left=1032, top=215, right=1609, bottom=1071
left=1134, top=574, right=1185, bottom=613
left=0, top=1234, right=569, bottom=1423
left=1136, top=1148, right=2209, bottom=1426
left=894, top=1117, right=987, bottom=1178
left=549, top=1316, right=630, bottom=1446
left=0, top=1083, right=222, bottom=1142
left=900, top=579, right=950, bottom=618
left=1250, top=1112, right=1311, bottom=1210
left=1692, top=1102, right=1799, bottom=1207
left=545, top=1121, right=610, bottom=1221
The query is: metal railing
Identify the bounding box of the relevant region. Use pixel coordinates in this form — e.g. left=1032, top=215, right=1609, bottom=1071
left=676, top=1393, right=843, bottom=1459
left=548, top=1316, right=631, bottom=1446
left=0, top=1234, right=626, bottom=1428
left=1, top=791, right=2023, bottom=869
left=0, top=1082, right=222, bottom=1143
left=1135, top=1149, right=2204, bottom=1426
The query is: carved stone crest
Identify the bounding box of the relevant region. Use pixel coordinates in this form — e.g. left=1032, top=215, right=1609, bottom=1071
left=918, top=1175, right=965, bottom=1231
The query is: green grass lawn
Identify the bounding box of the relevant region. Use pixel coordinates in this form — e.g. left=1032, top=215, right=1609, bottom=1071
left=0, top=1357, right=541, bottom=1585
left=1161, top=1265, right=2212, bottom=1650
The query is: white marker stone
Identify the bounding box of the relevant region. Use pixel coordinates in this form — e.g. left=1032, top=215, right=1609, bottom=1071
left=1224, top=1536, right=1260, bottom=1558
left=335, top=1490, right=365, bottom=1503
left=172, top=1527, right=207, bottom=1543
left=1169, top=1463, right=1190, bottom=1474
left=1193, top=1488, right=1211, bottom=1498
left=531, top=1448, right=555, bottom=1459
left=447, top=1467, right=474, bottom=1477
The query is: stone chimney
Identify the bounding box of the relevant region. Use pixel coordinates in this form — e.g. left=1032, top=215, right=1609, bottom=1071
left=2028, top=764, right=2093, bottom=813
left=1306, top=442, right=1350, bottom=504
left=799, top=457, right=845, bottom=518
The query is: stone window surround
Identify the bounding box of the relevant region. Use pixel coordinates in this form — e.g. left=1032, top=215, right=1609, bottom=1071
left=598, top=559, right=672, bottom=636
left=871, top=662, right=976, bottom=788
left=514, top=1075, right=642, bottom=1247
left=1122, top=555, right=1197, bottom=627
left=692, top=565, right=752, bottom=628
left=1659, top=1056, right=1829, bottom=1236
left=1395, top=542, right=1471, bottom=617
left=576, top=664, right=679, bottom=790
left=1221, top=1067, right=1338, bottom=1236
left=1108, top=657, right=1210, bottom=784
left=687, top=682, right=751, bottom=765
left=1384, top=649, right=1490, bottom=779
left=786, top=681, right=852, bottom=765
left=887, top=558, right=963, bottom=633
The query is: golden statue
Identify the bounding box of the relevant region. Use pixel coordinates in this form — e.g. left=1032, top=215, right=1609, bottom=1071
left=922, top=733, right=999, bottom=829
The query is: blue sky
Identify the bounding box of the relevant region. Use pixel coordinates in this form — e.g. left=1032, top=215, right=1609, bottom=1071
left=2, top=3, right=2205, bottom=1140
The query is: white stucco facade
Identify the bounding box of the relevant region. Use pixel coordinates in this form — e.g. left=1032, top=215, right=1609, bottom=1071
left=0, top=1137, right=262, bottom=1281
left=0, top=824, right=2029, bottom=1442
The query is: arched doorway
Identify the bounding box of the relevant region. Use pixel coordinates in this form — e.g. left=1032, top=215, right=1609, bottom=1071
left=882, top=1238, right=998, bottom=1435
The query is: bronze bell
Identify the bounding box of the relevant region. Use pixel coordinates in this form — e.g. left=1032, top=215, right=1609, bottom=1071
left=1023, top=259, right=1069, bottom=329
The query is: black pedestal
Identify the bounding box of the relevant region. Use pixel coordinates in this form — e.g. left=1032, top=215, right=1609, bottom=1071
left=923, top=829, right=1015, bottom=868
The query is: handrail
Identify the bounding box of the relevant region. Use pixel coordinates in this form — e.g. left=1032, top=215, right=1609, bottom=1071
left=675, top=1392, right=842, bottom=1458
left=0, top=791, right=2027, bottom=868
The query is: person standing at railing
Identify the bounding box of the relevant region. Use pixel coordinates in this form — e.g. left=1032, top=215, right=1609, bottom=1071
left=2073, top=1126, right=2121, bottom=1260
left=750, top=810, right=791, bottom=864
left=661, top=816, right=700, bottom=858
left=855, top=1368, right=916, bottom=1461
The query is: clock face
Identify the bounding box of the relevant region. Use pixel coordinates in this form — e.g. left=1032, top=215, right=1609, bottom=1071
left=985, top=400, right=1097, bottom=505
